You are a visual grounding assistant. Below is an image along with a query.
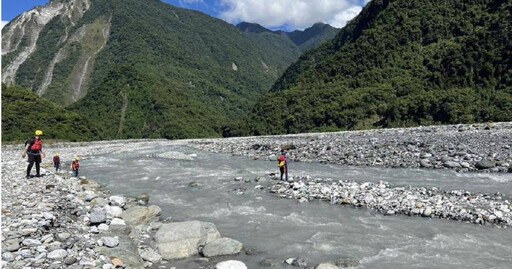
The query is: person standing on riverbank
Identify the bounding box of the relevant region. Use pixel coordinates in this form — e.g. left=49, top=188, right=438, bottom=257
left=22, top=130, right=45, bottom=178
left=71, top=157, right=80, bottom=177
left=53, top=153, right=61, bottom=172
left=279, top=151, right=289, bottom=181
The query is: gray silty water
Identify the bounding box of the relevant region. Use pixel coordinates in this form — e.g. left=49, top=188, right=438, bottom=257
left=83, top=145, right=512, bottom=268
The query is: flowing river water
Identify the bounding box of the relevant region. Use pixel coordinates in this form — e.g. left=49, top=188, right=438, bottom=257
left=82, top=144, right=512, bottom=268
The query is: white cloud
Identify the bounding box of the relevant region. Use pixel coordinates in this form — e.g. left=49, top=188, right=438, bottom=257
left=218, top=0, right=365, bottom=30
left=1, top=21, right=8, bottom=29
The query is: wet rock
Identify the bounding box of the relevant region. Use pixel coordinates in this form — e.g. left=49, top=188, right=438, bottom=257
left=189, top=182, right=200, bottom=187
left=154, top=221, right=220, bottom=259
left=419, top=159, right=431, bottom=168
left=215, top=260, right=247, bottom=269
left=201, top=237, right=243, bottom=257
left=315, top=263, right=339, bottom=269
left=120, top=205, right=162, bottom=227
left=422, top=207, right=433, bottom=217
left=475, top=159, right=496, bottom=169
left=443, top=161, right=461, bottom=168
left=137, top=193, right=150, bottom=205
left=292, top=257, right=309, bottom=267
left=139, top=246, right=162, bottom=263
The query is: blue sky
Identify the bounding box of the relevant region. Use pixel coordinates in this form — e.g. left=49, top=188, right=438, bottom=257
left=2, top=0, right=370, bottom=31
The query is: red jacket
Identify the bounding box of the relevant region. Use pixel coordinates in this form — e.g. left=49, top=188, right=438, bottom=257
left=72, top=161, right=79, bottom=169
left=53, top=156, right=60, bottom=164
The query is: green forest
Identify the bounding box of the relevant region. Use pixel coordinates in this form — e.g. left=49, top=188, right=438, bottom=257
left=247, top=0, right=512, bottom=135
left=1, top=84, right=97, bottom=142
left=2, top=0, right=512, bottom=141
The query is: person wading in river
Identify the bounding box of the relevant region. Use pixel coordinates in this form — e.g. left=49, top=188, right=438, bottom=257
left=22, top=130, right=46, bottom=178
left=278, top=151, right=289, bottom=181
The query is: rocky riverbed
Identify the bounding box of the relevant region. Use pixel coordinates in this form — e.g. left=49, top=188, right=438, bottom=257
left=264, top=175, right=511, bottom=227
left=1, top=142, right=247, bottom=269
left=191, top=122, right=512, bottom=173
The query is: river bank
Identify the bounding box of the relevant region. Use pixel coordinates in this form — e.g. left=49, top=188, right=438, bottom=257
left=190, top=122, right=512, bottom=173
left=1, top=142, right=248, bottom=268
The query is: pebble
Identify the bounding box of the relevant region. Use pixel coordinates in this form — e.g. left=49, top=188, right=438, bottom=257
left=47, top=249, right=68, bottom=260
left=101, top=236, right=119, bottom=248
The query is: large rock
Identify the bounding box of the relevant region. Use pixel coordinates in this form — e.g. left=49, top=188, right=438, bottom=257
left=201, top=237, right=243, bottom=257
left=316, top=263, right=339, bottom=269
left=120, top=205, right=161, bottom=227
left=475, top=159, right=496, bottom=169
left=216, top=260, right=247, bottom=269
left=154, top=221, right=221, bottom=259
left=90, top=207, right=107, bottom=224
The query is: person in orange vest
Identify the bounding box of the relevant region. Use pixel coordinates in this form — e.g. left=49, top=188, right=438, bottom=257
left=22, top=130, right=46, bottom=179
left=278, top=151, right=289, bottom=181
left=71, top=157, right=80, bottom=177
left=53, top=153, right=61, bottom=172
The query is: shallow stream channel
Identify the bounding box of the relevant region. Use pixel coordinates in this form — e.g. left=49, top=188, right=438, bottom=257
left=82, top=145, right=512, bottom=268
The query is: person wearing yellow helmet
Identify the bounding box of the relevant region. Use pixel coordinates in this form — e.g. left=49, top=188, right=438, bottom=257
left=22, top=130, right=46, bottom=178
left=53, top=153, right=61, bottom=172
left=71, top=157, right=80, bottom=177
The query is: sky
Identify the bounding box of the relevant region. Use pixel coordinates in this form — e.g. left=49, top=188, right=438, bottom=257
left=1, top=0, right=371, bottom=31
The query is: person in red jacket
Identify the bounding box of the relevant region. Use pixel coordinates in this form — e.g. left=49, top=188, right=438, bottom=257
left=53, top=153, right=61, bottom=172
left=22, top=130, right=45, bottom=179
left=71, top=157, right=80, bottom=177
left=278, top=151, right=289, bottom=181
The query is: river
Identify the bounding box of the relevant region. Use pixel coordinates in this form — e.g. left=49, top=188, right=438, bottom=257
left=82, top=144, right=512, bottom=268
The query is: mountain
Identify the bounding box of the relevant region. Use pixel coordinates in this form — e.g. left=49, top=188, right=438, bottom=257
left=288, top=22, right=341, bottom=52
left=1, top=84, right=97, bottom=142
left=236, top=22, right=340, bottom=58
left=1, top=0, right=288, bottom=139
left=250, top=0, right=512, bottom=135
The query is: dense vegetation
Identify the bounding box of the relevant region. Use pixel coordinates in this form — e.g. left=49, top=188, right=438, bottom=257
left=3, top=0, right=291, bottom=140
left=1, top=84, right=97, bottom=142
left=236, top=22, right=340, bottom=66
left=249, top=0, right=512, bottom=135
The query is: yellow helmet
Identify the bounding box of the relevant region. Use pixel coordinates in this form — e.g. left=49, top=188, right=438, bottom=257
left=56, top=153, right=60, bottom=157
left=75, top=157, right=80, bottom=161
left=35, top=130, right=43, bottom=136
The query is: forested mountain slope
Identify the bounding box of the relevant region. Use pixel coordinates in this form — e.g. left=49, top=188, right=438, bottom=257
left=250, top=0, right=512, bottom=135
left=2, top=0, right=286, bottom=139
